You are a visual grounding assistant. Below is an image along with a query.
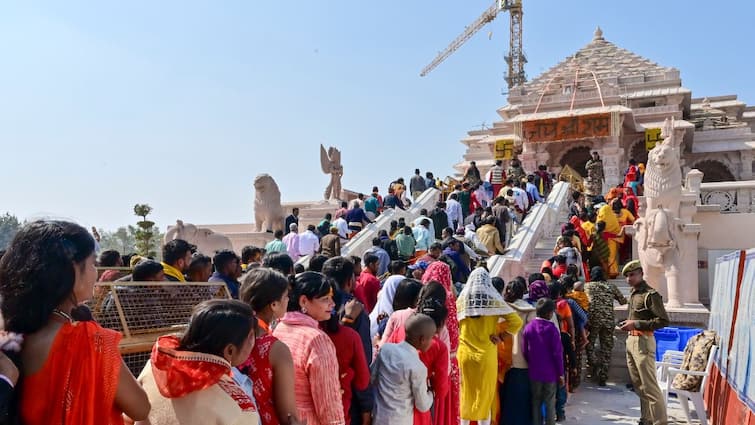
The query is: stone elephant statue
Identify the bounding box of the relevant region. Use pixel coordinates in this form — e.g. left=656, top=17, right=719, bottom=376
left=164, top=220, right=234, bottom=255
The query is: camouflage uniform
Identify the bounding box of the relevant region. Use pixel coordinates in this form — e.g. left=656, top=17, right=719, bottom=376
left=507, top=164, right=526, bottom=183
left=585, top=279, right=627, bottom=383
left=585, top=158, right=604, bottom=196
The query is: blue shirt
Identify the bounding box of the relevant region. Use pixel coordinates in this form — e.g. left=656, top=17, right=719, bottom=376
left=412, top=226, right=432, bottom=251
left=209, top=271, right=240, bottom=299
left=365, top=246, right=391, bottom=276
left=526, top=182, right=544, bottom=203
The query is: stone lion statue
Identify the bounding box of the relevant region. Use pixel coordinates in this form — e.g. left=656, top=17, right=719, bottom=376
left=254, top=174, right=285, bottom=233
left=164, top=220, right=234, bottom=255
left=633, top=117, right=684, bottom=306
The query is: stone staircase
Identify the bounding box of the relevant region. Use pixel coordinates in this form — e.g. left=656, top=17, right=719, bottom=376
left=526, top=215, right=633, bottom=381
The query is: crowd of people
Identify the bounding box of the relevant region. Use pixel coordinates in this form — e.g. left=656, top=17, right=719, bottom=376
left=0, top=156, right=671, bottom=425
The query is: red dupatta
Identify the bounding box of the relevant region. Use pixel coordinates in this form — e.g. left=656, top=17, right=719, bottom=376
left=20, top=321, right=124, bottom=425
left=150, top=335, right=231, bottom=399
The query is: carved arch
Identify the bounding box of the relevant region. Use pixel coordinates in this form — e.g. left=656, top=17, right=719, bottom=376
left=693, top=159, right=735, bottom=182
left=557, top=145, right=593, bottom=177
left=629, top=138, right=649, bottom=166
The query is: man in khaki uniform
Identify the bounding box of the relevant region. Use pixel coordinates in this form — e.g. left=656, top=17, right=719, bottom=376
left=618, top=260, right=670, bottom=425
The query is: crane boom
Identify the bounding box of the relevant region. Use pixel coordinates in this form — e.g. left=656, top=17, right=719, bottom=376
left=420, top=0, right=526, bottom=89
left=505, top=0, right=526, bottom=88
left=419, top=1, right=501, bottom=77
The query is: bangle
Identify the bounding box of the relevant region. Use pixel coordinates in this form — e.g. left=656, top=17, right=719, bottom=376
left=341, top=316, right=355, bottom=324
left=0, top=374, right=14, bottom=388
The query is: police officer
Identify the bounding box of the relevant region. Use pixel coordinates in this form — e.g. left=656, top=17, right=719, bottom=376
left=585, top=265, right=627, bottom=386
left=618, top=260, right=670, bottom=425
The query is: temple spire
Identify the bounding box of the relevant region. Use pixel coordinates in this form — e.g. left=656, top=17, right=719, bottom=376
left=593, top=26, right=604, bottom=41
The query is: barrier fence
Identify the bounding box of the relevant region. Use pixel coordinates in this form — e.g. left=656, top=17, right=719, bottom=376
left=705, top=249, right=755, bottom=425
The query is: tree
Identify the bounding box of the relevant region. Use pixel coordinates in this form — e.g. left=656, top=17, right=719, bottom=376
left=98, top=226, right=137, bottom=254
left=0, top=213, right=21, bottom=250
left=133, top=204, right=158, bottom=258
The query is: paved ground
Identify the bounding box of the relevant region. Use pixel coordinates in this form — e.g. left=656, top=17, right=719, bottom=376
left=563, top=380, right=703, bottom=424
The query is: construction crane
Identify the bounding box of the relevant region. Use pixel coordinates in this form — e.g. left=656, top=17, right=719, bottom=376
left=420, top=0, right=526, bottom=89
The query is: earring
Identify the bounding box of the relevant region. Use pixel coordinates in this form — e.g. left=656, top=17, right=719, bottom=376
left=301, top=306, right=308, bottom=314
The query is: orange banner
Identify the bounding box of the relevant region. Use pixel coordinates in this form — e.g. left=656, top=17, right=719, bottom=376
left=522, top=113, right=611, bottom=143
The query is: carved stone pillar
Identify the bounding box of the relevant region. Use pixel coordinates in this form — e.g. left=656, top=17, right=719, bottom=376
left=535, top=143, right=551, bottom=171
left=675, top=190, right=703, bottom=305
left=741, top=150, right=753, bottom=180
left=520, top=142, right=537, bottom=174
left=601, top=136, right=624, bottom=189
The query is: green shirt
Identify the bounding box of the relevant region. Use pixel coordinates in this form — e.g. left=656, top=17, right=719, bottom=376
left=395, top=233, right=416, bottom=258
left=457, top=191, right=471, bottom=218
left=264, top=239, right=287, bottom=253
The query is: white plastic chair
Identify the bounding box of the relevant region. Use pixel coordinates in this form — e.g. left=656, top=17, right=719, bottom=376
left=665, top=345, right=718, bottom=425
left=656, top=349, right=685, bottom=396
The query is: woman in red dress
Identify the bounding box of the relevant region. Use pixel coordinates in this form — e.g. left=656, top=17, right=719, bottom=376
left=416, top=287, right=450, bottom=425
left=321, top=296, right=370, bottom=425
left=422, top=261, right=460, bottom=425
left=239, top=268, right=300, bottom=425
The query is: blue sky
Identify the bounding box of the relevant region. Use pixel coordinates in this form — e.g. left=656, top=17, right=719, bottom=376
left=1, top=0, right=753, bottom=231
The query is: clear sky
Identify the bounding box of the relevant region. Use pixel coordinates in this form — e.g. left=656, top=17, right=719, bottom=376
left=1, top=0, right=753, bottom=231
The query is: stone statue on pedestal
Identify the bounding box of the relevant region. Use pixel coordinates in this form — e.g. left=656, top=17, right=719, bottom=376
left=320, top=144, right=343, bottom=201
left=633, top=118, right=685, bottom=307
left=165, top=220, right=234, bottom=255
left=253, top=174, right=285, bottom=233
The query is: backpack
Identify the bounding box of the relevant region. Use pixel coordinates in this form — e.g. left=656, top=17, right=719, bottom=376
left=381, top=239, right=400, bottom=261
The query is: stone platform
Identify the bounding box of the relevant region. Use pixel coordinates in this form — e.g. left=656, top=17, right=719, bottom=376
left=200, top=200, right=341, bottom=253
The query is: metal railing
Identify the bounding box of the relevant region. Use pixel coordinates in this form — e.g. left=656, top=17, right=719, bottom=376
left=488, top=181, right=571, bottom=281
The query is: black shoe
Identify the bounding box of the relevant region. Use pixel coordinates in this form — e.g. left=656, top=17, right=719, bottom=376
left=557, top=413, right=566, bottom=422
left=598, top=378, right=607, bottom=386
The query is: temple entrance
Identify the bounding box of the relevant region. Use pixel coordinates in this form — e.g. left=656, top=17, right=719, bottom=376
left=630, top=139, right=649, bottom=165
left=694, top=160, right=735, bottom=182
left=559, top=146, right=592, bottom=176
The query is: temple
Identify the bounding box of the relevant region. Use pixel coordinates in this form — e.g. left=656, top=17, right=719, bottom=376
left=455, top=27, right=755, bottom=184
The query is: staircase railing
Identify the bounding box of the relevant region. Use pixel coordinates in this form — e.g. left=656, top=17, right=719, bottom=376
left=341, top=188, right=441, bottom=258
left=296, top=187, right=441, bottom=266
left=489, top=181, right=571, bottom=281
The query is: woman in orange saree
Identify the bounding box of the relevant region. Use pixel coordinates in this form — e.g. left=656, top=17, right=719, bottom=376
left=0, top=220, right=150, bottom=425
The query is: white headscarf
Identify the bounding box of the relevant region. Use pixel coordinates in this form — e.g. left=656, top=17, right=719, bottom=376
left=369, top=274, right=405, bottom=339
left=456, top=268, right=513, bottom=321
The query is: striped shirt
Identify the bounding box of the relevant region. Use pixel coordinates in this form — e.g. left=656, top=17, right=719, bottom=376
left=274, top=312, right=345, bottom=425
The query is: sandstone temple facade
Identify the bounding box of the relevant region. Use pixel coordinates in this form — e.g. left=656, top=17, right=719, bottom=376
left=455, top=27, right=755, bottom=186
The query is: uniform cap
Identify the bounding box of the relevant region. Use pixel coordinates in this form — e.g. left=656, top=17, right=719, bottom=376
left=622, top=260, right=642, bottom=276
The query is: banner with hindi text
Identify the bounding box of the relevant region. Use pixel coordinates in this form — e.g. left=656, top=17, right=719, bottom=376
left=522, top=113, right=611, bottom=143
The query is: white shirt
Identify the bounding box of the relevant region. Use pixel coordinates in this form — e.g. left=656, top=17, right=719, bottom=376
left=333, top=217, right=349, bottom=239
left=512, top=186, right=530, bottom=211
left=445, top=199, right=463, bottom=227
left=371, top=341, right=433, bottom=425
left=298, top=230, right=320, bottom=257
left=464, top=227, right=489, bottom=253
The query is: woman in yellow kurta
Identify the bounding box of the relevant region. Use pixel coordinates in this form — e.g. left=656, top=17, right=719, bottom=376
left=612, top=199, right=636, bottom=264
left=456, top=268, right=522, bottom=425
left=597, top=202, right=622, bottom=278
